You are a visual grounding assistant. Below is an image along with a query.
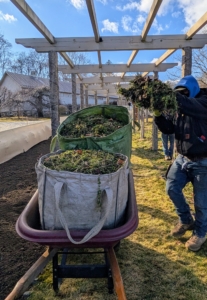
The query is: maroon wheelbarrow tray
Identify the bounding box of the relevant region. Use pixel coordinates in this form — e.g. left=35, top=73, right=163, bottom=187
left=15, top=170, right=138, bottom=300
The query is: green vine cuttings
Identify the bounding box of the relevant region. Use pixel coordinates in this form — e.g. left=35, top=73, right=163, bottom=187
left=118, top=75, right=178, bottom=113
left=60, top=115, right=125, bottom=138
left=43, top=149, right=126, bottom=175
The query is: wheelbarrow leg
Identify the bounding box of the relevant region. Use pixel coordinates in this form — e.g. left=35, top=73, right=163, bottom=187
left=104, top=252, right=114, bottom=294
left=107, top=247, right=127, bottom=300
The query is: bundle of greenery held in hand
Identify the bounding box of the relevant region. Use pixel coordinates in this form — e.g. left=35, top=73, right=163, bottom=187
left=43, top=149, right=126, bottom=175
left=60, top=114, right=125, bottom=138
left=118, top=75, right=178, bottom=113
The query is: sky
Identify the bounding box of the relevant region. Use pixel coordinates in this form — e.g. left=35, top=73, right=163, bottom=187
left=0, top=0, right=207, bottom=81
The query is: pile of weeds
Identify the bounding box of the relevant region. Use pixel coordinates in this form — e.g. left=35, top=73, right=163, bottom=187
left=43, top=150, right=126, bottom=174
left=60, top=115, right=125, bottom=138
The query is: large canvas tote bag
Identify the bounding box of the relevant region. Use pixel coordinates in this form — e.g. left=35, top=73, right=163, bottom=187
left=36, top=151, right=129, bottom=244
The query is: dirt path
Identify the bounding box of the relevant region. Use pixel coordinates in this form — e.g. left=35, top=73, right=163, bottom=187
left=0, top=138, right=51, bottom=300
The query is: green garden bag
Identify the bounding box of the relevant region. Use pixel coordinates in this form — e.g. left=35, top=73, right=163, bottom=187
left=50, top=105, right=132, bottom=159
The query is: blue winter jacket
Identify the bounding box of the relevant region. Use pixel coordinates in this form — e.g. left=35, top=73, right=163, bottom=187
left=155, top=75, right=207, bottom=159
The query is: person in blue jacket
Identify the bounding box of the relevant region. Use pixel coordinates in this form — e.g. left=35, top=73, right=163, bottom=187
left=154, top=75, right=207, bottom=251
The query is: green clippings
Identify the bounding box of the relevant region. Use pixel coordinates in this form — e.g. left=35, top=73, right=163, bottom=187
left=118, top=75, right=178, bottom=114
left=43, top=150, right=126, bottom=174
left=60, top=115, right=125, bottom=138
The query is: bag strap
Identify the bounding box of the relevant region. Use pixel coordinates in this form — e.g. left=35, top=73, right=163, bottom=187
left=50, top=135, right=57, bottom=152
left=54, top=182, right=113, bottom=244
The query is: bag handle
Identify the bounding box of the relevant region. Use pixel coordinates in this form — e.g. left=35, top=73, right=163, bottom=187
left=54, top=182, right=113, bottom=244
left=50, top=135, right=57, bottom=152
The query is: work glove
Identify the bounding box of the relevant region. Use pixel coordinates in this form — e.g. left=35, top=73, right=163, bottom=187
left=153, top=110, right=162, bottom=117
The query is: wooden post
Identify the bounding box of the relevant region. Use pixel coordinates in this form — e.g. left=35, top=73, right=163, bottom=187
left=182, top=47, right=192, bottom=77
left=153, top=71, right=158, bottom=80
left=94, top=91, right=98, bottom=105
left=71, top=73, right=77, bottom=113
left=137, top=107, right=140, bottom=123
left=145, top=109, right=148, bottom=123
left=140, top=108, right=145, bottom=138
left=85, top=85, right=88, bottom=108
left=106, top=91, right=109, bottom=104
left=80, top=83, right=84, bottom=109
left=152, top=117, right=158, bottom=150
left=152, top=71, right=159, bottom=150
left=49, top=51, right=59, bottom=137
left=132, top=104, right=135, bottom=132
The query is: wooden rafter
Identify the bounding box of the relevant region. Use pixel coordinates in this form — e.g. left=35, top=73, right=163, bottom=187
left=121, top=0, right=163, bottom=78
left=11, top=0, right=83, bottom=80
left=142, top=11, right=207, bottom=77
left=10, top=0, right=55, bottom=44
left=186, top=11, right=207, bottom=39
left=141, top=0, right=163, bottom=41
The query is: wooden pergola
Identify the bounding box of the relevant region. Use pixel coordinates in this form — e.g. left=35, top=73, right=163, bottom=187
left=7, top=1, right=207, bottom=299
left=10, top=0, right=207, bottom=136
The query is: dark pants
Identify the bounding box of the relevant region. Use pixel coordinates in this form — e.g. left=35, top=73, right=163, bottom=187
left=166, top=154, right=207, bottom=237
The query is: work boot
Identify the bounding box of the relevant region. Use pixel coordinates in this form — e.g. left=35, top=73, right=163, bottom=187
left=165, top=155, right=169, bottom=160
left=171, top=221, right=194, bottom=238
left=185, top=235, right=207, bottom=251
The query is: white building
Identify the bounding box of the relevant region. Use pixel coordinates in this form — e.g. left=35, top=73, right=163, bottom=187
left=0, top=72, right=119, bottom=117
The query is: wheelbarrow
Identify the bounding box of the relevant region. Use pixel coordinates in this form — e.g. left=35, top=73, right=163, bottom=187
left=13, top=170, right=138, bottom=300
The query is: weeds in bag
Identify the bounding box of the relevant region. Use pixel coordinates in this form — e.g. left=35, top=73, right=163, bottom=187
left=60, top=115, right=125, bottom=138
left=43, top=149, right=126, bottom=175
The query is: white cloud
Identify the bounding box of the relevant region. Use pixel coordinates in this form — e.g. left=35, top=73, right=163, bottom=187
left=116, top=0, right=153, bottom=13
left=101, top=19, right=119, bottom=33
left=136, top=14, right=145, bottom=24
left=0, top=11, right=17, bottom=22
left=172, top=11, right=181, bottom=18
left=152, top=18, right=163, bottom=34
left=68, top=0, right=85, bottom=10
left=0, top=0, right=9, bottom=2
left=150, top=58, right=158, bottom=63
left=121, top=15, right=141, bottom=34
left=96, top=0, right=108, bottom=4
left=177, top=0, right=207, bottom=30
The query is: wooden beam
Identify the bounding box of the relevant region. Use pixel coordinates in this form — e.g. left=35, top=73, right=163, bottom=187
left=58, top=63, right=178, bottom=74
left=154, top=49, right=177, bottom=66
left=186, top=12, right=207, bottom=39
left=97, top=50, right=102, bottom=68
left=86, top=0, right=100, bottom=43
left=87, top=83, right=130, bottom=90
left=15, top=34, right=207, bottom=52
left=11, top=0, right=55, bottom=44
left=141, top=0, right=163, bottom=41
left=76, top=76, right=136, bottom=84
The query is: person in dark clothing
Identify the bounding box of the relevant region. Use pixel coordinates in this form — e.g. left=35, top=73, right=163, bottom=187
left=154, top=75, right=207, bottom=251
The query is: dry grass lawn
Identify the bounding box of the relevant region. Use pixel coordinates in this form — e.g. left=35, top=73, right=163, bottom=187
left=26, top=118, right=207, bottom=300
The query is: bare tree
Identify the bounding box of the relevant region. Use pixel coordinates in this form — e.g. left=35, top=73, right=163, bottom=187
left=0, top=33, right=12, bottom=77
left=10, top=50, right=49, bottom=78
left=0, top=87, right=12, bottom=116
left=58, top=52, right=91, bottom=81
left=8, top=86, right=50, bottom=118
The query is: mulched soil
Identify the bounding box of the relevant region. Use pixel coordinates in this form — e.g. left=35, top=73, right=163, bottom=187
left=0, top=138, right=51, bottom=300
